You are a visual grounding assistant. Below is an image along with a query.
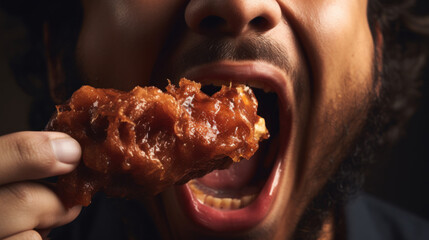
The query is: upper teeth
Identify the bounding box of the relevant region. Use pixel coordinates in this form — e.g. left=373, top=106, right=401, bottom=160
left=204, top=79, right=273, bottom=93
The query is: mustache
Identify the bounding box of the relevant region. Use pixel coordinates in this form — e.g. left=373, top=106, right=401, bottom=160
left=185, top=37, right=290, bottom=70
left=159, top=36, right=293, bottom=83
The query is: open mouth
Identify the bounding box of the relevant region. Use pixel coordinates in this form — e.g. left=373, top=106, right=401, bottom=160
left=189, top=86, right=279, bottom=210
left=175, top=61, right=290, bottom=232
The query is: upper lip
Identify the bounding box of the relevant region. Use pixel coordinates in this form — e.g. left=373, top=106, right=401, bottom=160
left=174, top=60, right=292, bottom=232
left=183, top=60, right=289, bottom=99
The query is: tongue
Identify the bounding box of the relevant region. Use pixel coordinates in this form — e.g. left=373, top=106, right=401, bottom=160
left=197, top=151, right=261, bottom=189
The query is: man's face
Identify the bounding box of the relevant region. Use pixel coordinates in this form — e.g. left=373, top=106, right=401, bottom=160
left=74, top=0, right=375, bottom=238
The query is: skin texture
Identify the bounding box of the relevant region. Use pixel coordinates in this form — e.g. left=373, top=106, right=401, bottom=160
left=0, top=132, right=82, bottom=239
left=66, top=0, right=375, bottom=238
left=0, top=0, right=377, bottom=239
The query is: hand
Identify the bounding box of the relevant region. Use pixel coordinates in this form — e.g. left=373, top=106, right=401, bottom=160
left=0, top=131, right=82, bottom=240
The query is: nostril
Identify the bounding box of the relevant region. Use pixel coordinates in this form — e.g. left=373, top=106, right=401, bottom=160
left=249, top=17, right=270, bottom=31
left=185, top=0, right=282, bottom=36
left=199, top=15, right=227, bottom=32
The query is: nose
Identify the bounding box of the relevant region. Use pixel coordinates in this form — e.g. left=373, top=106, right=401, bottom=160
left=185, top=0, right=282, bottom=36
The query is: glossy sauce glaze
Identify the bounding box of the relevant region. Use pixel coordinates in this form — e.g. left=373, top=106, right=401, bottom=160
left=46, top=78, right=269, bottom=208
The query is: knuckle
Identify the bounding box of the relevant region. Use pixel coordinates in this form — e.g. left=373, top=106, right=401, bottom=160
left=13, top=133, right=56, bottom=171
left=4, top=183, right=38, bottom=207
left=13, top=136, right=32, bottom=166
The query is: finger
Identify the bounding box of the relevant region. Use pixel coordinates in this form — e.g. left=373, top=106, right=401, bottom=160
left=0, top=182, right=82, bottom=239
left=0, top=131, right=81, bottom=185
left=2, top=230, right=42, bottom=240
left=1, top=228, right=51, bottom=240
left=36, top=229, right=51, bottom=240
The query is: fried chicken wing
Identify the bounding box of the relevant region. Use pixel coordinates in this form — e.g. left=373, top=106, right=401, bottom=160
left=46, top=78, right=269, bottom=208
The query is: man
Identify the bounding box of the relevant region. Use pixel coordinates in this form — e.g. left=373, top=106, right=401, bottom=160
left=0, top=0, right=428, bottom=239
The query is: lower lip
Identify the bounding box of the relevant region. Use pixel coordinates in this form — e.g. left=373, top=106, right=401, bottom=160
left=176, top=146, right=284, bottom=232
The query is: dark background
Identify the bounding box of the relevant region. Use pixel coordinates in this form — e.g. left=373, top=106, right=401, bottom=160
left=364, top=63, right=429, bottom=221
left=0, top=4, right=428, bottom=222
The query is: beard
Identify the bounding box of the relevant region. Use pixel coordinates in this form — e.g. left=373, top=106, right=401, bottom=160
left=292, top=59, right=383, bottom=240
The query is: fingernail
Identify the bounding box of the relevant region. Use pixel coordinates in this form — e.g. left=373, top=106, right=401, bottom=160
left=50, top=138, right=81, bottom=164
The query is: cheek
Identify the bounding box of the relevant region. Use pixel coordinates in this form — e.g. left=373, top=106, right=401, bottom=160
left=282, top=0, right=375, bottom=180
left=77, top=0, right=185, bottom=90
left=287, top=0, right=374, bottom=91
left=309, top=1, right=374, bottom=164
left=314, top=1, right=374, bottom=106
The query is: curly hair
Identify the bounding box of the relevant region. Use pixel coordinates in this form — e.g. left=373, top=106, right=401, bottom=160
left=1, top=0, right=428, bottom=239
